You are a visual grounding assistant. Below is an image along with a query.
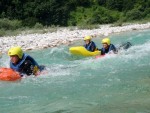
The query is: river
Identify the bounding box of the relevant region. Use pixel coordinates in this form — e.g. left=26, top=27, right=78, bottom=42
left=0, top=29, right=150, bottom=113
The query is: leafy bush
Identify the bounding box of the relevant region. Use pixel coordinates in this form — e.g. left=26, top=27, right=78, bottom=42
left=68, top=6, right=121, bottom=26
left=126, top=9, right=143, bottom=20
left=34, top=22, right=43, bottom=29
left=144, top=8, right=150, bottom=18
left=0, top=0, right=150, bottom=27
left=0, top=18, right=22, bottom=30
left=0, top=29, right=6, bottom=37
left=23, top=17, right=38, bottom=27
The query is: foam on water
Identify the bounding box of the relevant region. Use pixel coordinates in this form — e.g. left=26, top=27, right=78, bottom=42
left=0, top=29, right=150, bottom=113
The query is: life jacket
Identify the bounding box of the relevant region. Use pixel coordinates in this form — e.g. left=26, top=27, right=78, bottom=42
left=10, top=53, right=28, bottom=72
left=84, top=41, right=96, bottom=52
left=101, top=44, right=116, bottom=54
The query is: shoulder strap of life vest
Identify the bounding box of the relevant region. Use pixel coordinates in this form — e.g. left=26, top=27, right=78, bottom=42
left=108, top=44, right=113, bottom=52
left=87, top=41, right=93, bottom=51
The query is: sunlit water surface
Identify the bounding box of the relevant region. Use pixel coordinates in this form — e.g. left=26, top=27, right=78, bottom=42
left=0, top=29, right=150, bottom=113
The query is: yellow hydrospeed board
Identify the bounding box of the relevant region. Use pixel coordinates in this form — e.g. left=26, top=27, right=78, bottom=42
left=69, top=46, right=101, bottom=57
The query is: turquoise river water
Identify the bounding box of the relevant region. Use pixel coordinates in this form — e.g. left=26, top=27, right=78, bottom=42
left=0, top=29, right=150, bottom=113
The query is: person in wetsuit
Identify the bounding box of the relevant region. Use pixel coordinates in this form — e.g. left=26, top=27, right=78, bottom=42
left=100, top=38, right=117, bottom=55
left=84, top=36, right=97, bottom=52
left=8, top=46, right=44, bottom=76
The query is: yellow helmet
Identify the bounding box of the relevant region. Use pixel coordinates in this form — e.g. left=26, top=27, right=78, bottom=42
left=8, top=46, right=23, bottom=59
left=101, top=38, right=111, bottom=45
left=84, top=36, right=91, bottom=41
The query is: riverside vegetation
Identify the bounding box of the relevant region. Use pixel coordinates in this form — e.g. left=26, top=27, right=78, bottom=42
left=0, top=0, right=150, bottom=36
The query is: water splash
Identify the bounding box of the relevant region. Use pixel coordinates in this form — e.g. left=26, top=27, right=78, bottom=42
left=0, top=29, right=150, bottom=113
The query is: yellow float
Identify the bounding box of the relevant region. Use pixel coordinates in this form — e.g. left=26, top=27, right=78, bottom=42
left=69, top=46, right=101, bottom=57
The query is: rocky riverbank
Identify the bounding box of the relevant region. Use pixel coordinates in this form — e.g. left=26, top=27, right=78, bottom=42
left=0, top=23, right=150, bottom=53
